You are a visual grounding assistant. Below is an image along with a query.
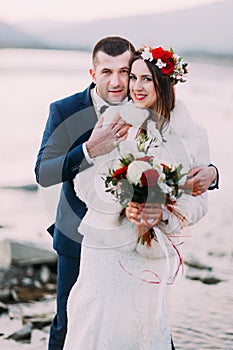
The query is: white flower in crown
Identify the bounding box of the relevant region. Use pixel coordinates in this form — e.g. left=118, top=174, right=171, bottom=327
left=155, top=58, right=167, bottom=69
left=173, top=53, right=179, bottom=61
left=141, top=47, right=153, bottom=61
left=139, top=45, right=188, bottom=84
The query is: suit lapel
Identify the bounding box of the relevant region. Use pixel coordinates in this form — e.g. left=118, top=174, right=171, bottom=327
left=65, top=84, right=98, bottom=146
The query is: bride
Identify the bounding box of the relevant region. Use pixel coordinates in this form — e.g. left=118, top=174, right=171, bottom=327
left=63, top=46, right=209, bottom=350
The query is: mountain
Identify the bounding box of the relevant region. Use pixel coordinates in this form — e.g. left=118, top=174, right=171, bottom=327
left=0, top=21, right=47, bottom=48
left=1, top=0, right=233, bottom=54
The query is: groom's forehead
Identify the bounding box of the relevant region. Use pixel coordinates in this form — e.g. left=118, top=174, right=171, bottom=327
left=94, top=51, right=131, bottom=71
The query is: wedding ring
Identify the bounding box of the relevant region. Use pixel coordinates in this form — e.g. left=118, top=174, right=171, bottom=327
left=116, top=132, right=120, bottom=138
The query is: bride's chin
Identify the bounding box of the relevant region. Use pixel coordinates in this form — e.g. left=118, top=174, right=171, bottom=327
left=133, top=101, right=143, bottom=107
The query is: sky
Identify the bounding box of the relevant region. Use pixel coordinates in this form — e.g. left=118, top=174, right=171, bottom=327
left=0, top=0, right=224, bottom=24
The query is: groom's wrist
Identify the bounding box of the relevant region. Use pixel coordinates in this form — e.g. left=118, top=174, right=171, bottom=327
left=82, top=142, right=95, bottom=165
left=208, top=164, right=219, bottom=190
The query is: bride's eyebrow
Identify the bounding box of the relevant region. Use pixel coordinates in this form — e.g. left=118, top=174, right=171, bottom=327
left=141, top=74, right=153, bottom=78
left=130, top=72, right=152, bottom=78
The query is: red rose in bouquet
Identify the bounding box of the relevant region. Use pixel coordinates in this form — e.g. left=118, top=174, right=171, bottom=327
left=112, top=165, right=128, bottom=180
left=104, top=133, right=186, bottom=247
left=140, top=169, right=160, bottom=187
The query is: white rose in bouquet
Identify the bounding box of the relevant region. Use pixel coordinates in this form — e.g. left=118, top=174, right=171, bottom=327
left=127, top=160, right=152, bottom=185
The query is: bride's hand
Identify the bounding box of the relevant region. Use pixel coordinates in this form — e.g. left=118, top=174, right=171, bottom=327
left=125, top=202, right=162, bottom=227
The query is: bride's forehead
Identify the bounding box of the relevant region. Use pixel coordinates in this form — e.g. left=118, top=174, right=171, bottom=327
left=130, top=60, right=151, bottom=75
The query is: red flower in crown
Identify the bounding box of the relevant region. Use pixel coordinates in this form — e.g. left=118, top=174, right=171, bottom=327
left=140, top=45, right=188, bottom=84
left=161, top=60, right=175, bottom=75
left=152, top=47, right=172, bottom=62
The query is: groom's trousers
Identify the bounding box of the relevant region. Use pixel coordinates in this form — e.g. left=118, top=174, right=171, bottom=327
left=48, top=254, right=80, bottom=350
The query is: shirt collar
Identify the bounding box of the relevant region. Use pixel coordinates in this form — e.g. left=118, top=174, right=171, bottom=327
left=91, top=87, right=108, bottom=113
left=91, top=87, right=128, bottom=117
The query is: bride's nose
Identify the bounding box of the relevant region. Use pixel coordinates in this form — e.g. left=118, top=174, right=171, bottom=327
left=133, top=79, right=143, bottom=91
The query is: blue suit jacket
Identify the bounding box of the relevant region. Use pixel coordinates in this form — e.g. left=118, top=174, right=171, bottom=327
left=35, top=83, right=97, bottom=257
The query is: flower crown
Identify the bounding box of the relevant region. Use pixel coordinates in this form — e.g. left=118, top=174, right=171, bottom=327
left=140, top=46, right=188, bottom=84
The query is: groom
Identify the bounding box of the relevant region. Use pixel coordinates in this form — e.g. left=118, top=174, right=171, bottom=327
left=35, top=36, right=218, bottom=350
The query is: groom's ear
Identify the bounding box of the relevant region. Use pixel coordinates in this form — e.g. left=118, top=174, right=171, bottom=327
left=89, top=68, right=96, bottom=83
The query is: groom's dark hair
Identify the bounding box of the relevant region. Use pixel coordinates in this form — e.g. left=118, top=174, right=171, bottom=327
left=92, top=36, right=135, bottom=67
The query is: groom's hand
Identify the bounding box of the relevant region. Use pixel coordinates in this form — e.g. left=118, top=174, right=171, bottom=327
left=86, top=114, right=130, bottom=158
left=181, top=166, right=217, bottom=196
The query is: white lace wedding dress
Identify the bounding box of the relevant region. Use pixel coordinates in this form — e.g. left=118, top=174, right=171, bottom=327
left=63, top=101, right=208, bottom=350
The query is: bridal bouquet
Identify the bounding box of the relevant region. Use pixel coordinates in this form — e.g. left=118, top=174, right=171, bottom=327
left=104, top=133, right=186, bottom=246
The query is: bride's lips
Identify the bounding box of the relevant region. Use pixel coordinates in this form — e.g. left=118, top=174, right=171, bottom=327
left=134, top=94, right=146, bottom=101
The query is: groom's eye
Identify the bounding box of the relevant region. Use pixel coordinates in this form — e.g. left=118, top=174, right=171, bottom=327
left=101, top=69, right=111, bottom=75
left=121, top=68, right=129, bottom=74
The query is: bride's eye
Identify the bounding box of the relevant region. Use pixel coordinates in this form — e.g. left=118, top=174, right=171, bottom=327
left=129, top=74, right=136, bottom=80
left=143, top=76, right=153, bottom=82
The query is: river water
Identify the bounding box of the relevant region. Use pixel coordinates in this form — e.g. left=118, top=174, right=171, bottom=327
left=0, top=49, right=232, bottom=349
